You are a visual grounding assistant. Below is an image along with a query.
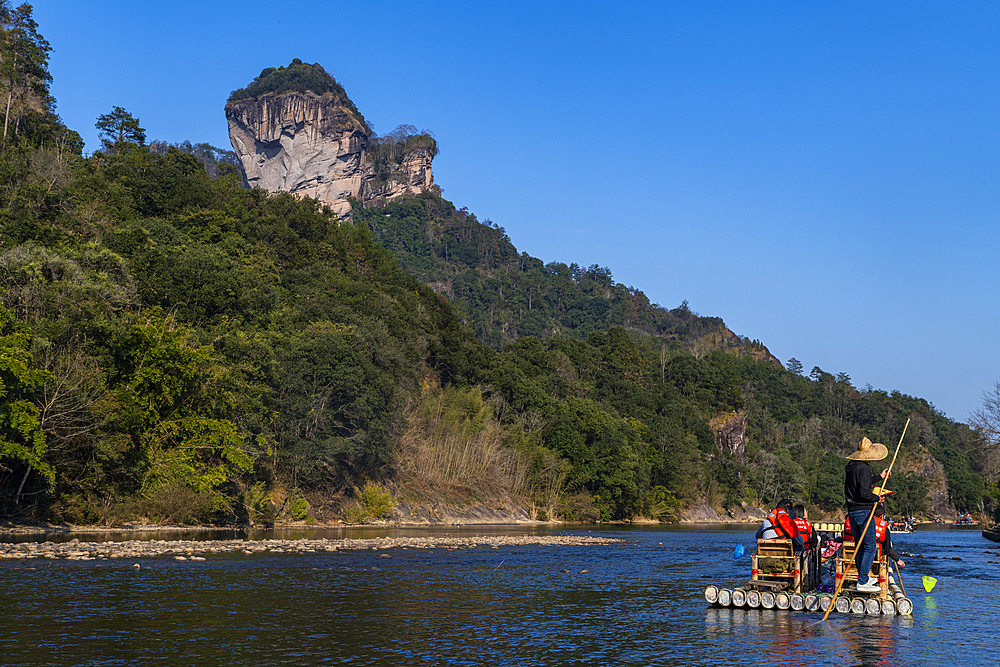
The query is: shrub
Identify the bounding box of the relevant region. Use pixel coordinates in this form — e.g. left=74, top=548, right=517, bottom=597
left=645, top=485, right=681, bottom=522
left=340, top=482, right=396, bottom=523
left=396, top=385, right=530, bottom=500
left=242, top=481, right=275, bottom=526
left=288, top=494, right=310, bottom=520
left=340, top=503, right=367, bottom=524
left=358, top=483, right=395, bottom=518
left=135, top=482, right=215, bottom=525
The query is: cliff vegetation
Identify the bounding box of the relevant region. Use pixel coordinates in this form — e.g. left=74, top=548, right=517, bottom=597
left=227, top=59, right=365, bottom=126
left=365, top=125, right=438, bottom=199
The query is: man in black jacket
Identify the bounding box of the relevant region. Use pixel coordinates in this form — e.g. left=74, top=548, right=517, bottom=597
left=845, top=437, right=891, bottom=593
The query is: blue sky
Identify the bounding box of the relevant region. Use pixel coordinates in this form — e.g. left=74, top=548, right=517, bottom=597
left=35, top=1, right=999, bottom=422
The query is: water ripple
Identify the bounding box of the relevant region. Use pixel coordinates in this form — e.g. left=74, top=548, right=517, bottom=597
left=0, top=526, right=997, bottom=665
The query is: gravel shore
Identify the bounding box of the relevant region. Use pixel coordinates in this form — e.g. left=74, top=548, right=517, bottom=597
left=0, top=534, right=622, bottom=562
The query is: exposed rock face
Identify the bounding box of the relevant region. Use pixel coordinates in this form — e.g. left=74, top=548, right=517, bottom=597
left=680, top=502, right=764, bottom=523
left=902, top=449, right=954, bottom=519
left=226, top=90, right=434, bottom=218
left=381, top=149, right=434, bottom=200
left=390, top=501, right=532, bottom=525
left=693, top=327, right=782, bottom=367
left=710, top=411, right=746, bottom=461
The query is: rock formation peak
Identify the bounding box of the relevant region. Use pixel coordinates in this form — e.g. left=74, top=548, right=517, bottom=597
left=226, top=62, right=436, bottom=218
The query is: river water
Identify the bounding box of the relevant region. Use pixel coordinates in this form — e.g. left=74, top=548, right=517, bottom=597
left=0, top=524, right=995, bottom=666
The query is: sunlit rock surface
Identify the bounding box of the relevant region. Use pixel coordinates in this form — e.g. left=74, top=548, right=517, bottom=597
left=226, top=90, right=434, bottom=218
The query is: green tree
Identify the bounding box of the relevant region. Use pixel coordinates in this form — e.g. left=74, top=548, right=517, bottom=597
left=0, top=303, right=54, bottom=505
left=543, top=397, right=649, bottom=520
left=105, top=310, right=252, bottom=496
left=972, top=381, right=1000, bottom=480
left=889, top=471, right=930, bottom=517
left=95, top=106, right=145, bottom=154
left=1, top=2, right=52, bottom=146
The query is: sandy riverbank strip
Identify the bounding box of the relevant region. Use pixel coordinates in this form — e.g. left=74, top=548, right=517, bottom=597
left=0, top=534, right=623, bottom=561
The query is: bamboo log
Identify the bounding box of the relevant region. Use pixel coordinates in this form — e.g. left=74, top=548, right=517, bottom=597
left=804, top=594, right=819, bottom=612
left=718, top=588, right=732, bottom=606
left=835, top=596, right=851, bottom=614
left=732, top=588, right=746, bottom=607
left=881, top=599, right=897, bottom=615
left=865, top=598, right=882, bottom=615
left=776, top=592, right=791, bottom=610
left=896, top=597, right=913, bottom=615
left=819, top=595, right=833, bottom=612
left=761, top=591, right=776, bottom=609
left=790, top=593, right=805, bottom=611
left=704, top=585, right=719, bottom=604
left=746, top=589, right=761, bottom=608
left=850, top=597, right=867, bottom=614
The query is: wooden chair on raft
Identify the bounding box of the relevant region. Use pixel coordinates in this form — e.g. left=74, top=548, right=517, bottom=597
left=750, top=539, right=818, bottom=593
left=835, top=539, right=889, bottom=599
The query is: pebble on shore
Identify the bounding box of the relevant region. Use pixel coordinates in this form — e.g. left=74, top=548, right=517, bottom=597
left=0, top=534, right=621, bottom=561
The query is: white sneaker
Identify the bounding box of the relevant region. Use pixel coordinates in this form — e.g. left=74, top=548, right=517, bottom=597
left=857, top=577, right=880, bottom=593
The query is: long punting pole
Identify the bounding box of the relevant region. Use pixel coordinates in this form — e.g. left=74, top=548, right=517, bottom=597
left=822, top=418, right=910, bottom=622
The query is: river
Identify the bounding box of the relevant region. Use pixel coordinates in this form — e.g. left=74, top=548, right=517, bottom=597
left=0, top=524, right=995, bottom=666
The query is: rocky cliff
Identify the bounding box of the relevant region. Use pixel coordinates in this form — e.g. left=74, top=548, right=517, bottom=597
left=903, top=449, right=955, bottom=519
left=226, top=90, right=435, bottom=218
left=710, top=411, right=746, bottom=461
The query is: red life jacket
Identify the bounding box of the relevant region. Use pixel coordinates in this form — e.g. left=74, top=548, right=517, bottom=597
left=843, top=514, right=887, bottom=557
left=793, top=516, right=812, bottom=543
left=764, top=508, right=799, bottom=541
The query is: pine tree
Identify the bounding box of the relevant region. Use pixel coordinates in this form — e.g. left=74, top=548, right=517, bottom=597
left=0, top=2, right=52, bottom=146
left=95, top=106, right=146, bottom=153
left=786, top=357, right=803, bottom=375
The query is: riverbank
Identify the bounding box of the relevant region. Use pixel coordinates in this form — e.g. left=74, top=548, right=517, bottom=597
left=680, top=502, right=767, bottom=523
left=0, top=533, right=623, bottom=561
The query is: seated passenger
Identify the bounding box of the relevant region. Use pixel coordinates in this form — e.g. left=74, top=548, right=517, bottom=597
left=792, top=503, right=815, bottom=549
left=756, top=498, right=804, bottom=552
left=843, top=504, right=905, bottom=570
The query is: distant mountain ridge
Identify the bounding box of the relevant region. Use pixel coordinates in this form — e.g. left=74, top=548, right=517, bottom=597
left=355, top=192, right=782, bottom=363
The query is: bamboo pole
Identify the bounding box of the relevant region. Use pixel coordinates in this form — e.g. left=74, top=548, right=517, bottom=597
left=822, top=418, right=910, bottom=621
left=893, top=559, right=906, bottom=597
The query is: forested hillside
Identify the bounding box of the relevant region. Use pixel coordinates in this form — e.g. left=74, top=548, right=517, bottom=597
left=0, top=6, right=990, bottom=526
left=356, top=196, right=985, bottom=520
left=357, top=195, right=757, bottom=353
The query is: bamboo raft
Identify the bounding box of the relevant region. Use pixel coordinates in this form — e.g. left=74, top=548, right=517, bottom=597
left=705, top=523, right=913, bottom=616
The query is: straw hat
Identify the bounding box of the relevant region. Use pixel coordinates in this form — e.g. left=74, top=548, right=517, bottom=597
left=846, top=436, right=888, bottom=461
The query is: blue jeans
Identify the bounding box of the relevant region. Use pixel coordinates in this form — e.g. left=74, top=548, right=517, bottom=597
left=848, top=508, right=878, bottom=583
